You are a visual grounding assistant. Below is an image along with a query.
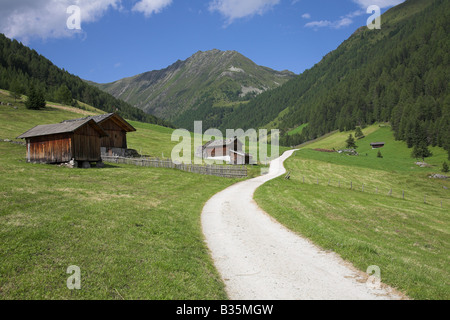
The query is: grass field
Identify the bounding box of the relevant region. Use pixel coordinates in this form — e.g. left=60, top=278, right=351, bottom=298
left=255, top=125, right=450, bottom=300
left=0, top=90, right=278, bottom=299
left=0, top=142, right=240, bottom=299
left=287, top=123, right=308, bottom=136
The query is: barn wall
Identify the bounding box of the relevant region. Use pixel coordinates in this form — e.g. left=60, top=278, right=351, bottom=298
left=207, top=146, right=228, bottom=158
left=73, top=124, right=102, bottom=161
left=27, top=134, right=72, bottom=163
left=99, top=119, right=127, bottom=149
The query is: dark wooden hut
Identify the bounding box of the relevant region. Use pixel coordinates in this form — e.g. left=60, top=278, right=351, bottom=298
left=202, top=138, right=243, bottom=158
left=370, top=142, right=385, bottom=149
left=17, top=119, right=108, bottom=165
left=63, top=113, right=136, bottom=157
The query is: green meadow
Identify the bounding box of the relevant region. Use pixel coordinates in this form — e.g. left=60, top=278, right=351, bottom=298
left=0, top=90, right=278, bottom=299
left=255, top=125, right=450, bottom=300
left=287, top=123, right=308, bottom=136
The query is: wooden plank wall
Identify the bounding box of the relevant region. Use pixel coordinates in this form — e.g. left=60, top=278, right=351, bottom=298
left=27, top=134, right=72, bottom=163
left=100, top=119, right=127, bottom=149
left=73, top=124, right=102, bottom=162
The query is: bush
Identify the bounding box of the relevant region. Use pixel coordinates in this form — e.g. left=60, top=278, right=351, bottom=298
left=443, top=162, right=449, bottom=173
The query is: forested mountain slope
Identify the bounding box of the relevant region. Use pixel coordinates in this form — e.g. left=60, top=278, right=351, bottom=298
left=0, top=34, right=173, bottom=127
left=220, top=0, right=449, bottom=156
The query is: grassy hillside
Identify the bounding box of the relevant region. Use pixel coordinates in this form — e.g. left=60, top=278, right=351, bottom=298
left=0, top=90, right=246, bottom=299
left=288, top=123, right=308, bottom=136
left=0, top=85, right=292, bottom=299
left=0, top=91, right=102, bottom=141
left=255, top=126, right=449, bottom=299
left=0, top=142, right=237, bottom=299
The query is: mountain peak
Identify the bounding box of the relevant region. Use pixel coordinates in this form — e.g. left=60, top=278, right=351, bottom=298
left=95, top=50, right=296, bottom=129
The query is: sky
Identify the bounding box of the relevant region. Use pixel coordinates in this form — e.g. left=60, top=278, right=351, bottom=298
left=0, top=0, right=405, bottom=84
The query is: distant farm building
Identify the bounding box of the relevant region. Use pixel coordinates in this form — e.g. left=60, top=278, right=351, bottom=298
left=198, top=138, right=253, bottom=165
left=17, top=119, right=108, bottom=167
left=202, top=138, right=243, bottom=159
left=62, top=113, right=136, bottom=157
left=370, top=142, right=385, bottom=149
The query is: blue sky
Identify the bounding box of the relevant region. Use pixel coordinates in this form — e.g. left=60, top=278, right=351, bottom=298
left=0, top=0, right=404, bottom=83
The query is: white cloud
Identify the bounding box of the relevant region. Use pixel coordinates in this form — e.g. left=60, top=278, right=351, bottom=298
left=0, top=0, right=172, bottom=41
left=304, top=20, right=332, bottom=29
left=352, top=0, right=405, bottom=9
left=0, top=0, right=121, bottom=41
left=334, top=17, right=353, bottom=28
left=304, top=7, right=367, bottom=31
left=346, top=10, right=365, bottom=18
left=301, top=13, right=311, bottom=19
left=132, top=0, right=173, bottom=17
left=209, top=0, right=281, bottom=24
left=305, top=17, right=353, bottom=30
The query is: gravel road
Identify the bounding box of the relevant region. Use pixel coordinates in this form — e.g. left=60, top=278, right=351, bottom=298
left=201, top=150, right=405, bottom=300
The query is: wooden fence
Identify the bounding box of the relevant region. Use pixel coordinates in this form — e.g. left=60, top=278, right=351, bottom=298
left=102, top=156, right=248, bottom=178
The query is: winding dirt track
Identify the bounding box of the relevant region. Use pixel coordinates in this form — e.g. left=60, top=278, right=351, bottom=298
left=201, top=150, right=404, bottom=300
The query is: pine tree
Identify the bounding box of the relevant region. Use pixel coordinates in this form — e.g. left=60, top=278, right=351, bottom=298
left=346, top=134, right=357, bottom=149
left=9, top=80, right=24, bottom=102
left=25, top=85, right=46, bottom=110
left=55, top=84, right=72, bottom=105
left=355, top=127, right=365, bottom=139
left=25, top=86, right=38, bottom=110
left=411, top=141, right=433, bottom=162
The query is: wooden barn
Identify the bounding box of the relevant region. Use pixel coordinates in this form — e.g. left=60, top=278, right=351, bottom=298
left=17, top=119, right=108, bottom=166
left=62, top=113, right=136, bottom=157
left=370, top=142, right=386, bottom=149
left=202, top=138, right=243, bottom=159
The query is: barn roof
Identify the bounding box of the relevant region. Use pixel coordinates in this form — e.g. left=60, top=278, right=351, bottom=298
left=17, top=119, right=108, bottom=139
left=204, top=138, right=241, bottom=148
left=370, top=142, right=386, bottom=145
left=62, top=113, right=136, bottom=132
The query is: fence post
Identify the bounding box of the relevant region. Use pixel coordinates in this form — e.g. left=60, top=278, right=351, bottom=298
left=402, top=191, right=405, bottom=200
